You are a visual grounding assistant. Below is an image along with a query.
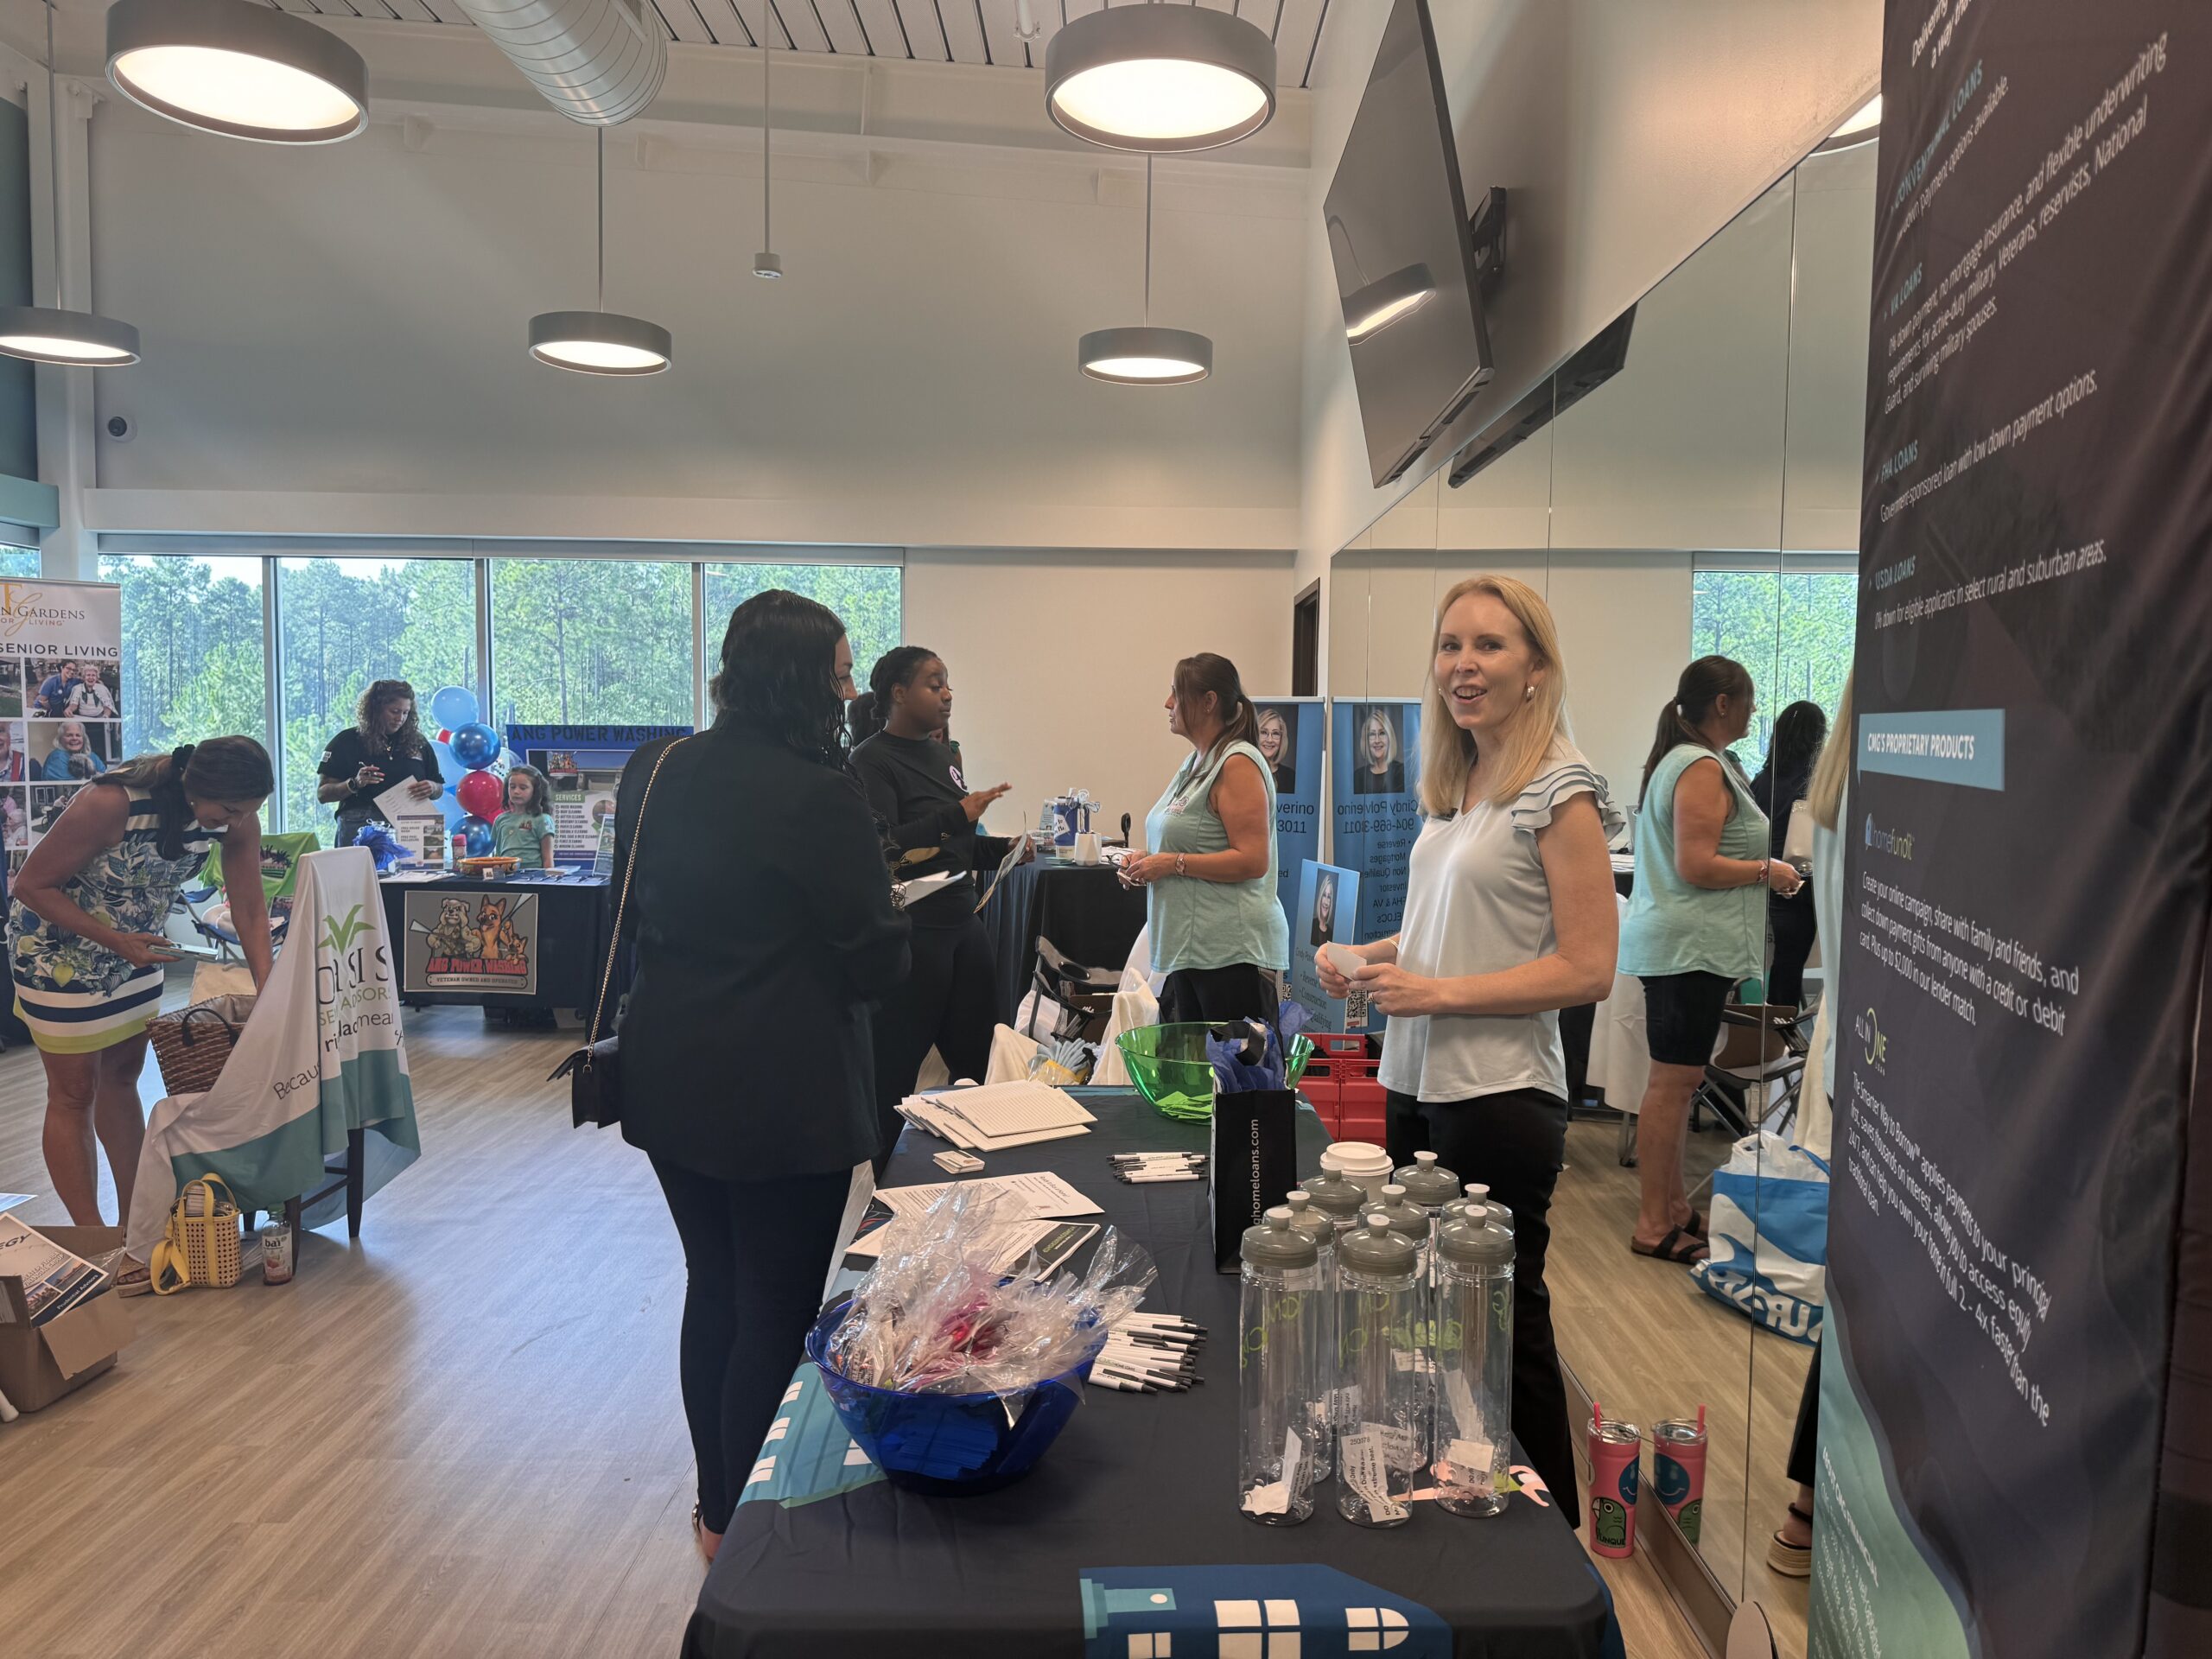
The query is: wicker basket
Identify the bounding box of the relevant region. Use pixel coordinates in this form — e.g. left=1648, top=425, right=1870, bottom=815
left=148, top=994, right=256, bottom=1096
left=153, top=1174, right=242, bottom=1294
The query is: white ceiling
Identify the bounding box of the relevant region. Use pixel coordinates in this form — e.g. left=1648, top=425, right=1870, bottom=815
left=247, top=0, right=1338, bottom=87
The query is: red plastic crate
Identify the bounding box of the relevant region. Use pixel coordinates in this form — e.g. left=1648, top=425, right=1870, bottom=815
left=1300, top=1033, right=1386, bottom=1141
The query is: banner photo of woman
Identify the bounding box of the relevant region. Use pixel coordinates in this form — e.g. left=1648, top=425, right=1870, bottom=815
left=1330, top=698, right=1421, bottom=938
left=1253, top=699, right=1325, bottom=927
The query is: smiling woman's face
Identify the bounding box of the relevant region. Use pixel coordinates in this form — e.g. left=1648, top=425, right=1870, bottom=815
left=1364, top=712, right=1390, bottom=766
left=1433, top=589, right=1541, bottom=737
left=1257, top=714, right=1286, bottom=763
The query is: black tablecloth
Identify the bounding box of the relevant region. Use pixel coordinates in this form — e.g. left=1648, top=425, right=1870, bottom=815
left=984, top=856, right=1148, bottom=1024
left=688, top=1091, right=1620, bottom=1659
left=378, top=871, right=607, bottom=1012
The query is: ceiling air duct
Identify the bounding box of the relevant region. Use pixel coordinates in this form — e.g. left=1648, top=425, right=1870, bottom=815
left=453, top=0, right=664, bottom=125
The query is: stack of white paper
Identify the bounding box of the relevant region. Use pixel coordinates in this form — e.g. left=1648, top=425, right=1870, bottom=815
left=874, top=1169, right=1103, bottom=1220
left=898, top=1080, right=1096, bottom=1152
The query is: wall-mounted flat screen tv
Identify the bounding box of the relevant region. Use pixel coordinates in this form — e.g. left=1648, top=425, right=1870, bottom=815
left=1324, top=0, right=1493, bottom=488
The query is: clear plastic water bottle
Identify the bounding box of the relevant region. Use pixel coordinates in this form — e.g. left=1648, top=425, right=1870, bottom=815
left=1433, top=1204, right=1515, bottom=1516
left=1394, top=1150, right=1461, bottom=1223
left=1238, top=1207, right=1323, bottom=1525
left=1454, top=1180, right=1514, bottom=1236
left=1282, top=1192, right=1338, bottom=1479
left=1333, top=1213, right=1424, bottom=1528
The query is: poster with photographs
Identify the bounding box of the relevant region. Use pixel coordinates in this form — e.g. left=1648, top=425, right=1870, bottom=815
left=0, top=579, right=123, bottom=868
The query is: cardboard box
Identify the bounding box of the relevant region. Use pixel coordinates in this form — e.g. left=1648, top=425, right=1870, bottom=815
left=0, top=1224, right=136, bottom=1412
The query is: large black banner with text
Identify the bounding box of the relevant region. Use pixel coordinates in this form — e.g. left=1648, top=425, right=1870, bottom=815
left=1810, top=5, right=2212, bottom=1656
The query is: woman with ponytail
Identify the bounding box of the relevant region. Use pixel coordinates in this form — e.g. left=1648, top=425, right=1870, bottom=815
left=9, top=737, right=273, bottom=1233
left=1121, top=652, right=1289, bottom=1025
left=849, top=646, right=1009, bottom=1166
left=1618, top=656, right=1802, bottom=1263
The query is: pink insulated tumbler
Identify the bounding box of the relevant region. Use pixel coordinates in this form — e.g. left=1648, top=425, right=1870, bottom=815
left=1652, top=1411, right=1707, bottom=1545
left=1586, top=1407, right=1641, bottom=1558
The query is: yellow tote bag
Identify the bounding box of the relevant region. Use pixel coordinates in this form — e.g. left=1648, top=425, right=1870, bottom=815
left=151, top=1175, right=243, bottom=1294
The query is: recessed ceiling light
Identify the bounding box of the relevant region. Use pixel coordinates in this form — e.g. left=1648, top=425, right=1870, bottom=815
left=0, top=3, right=139, bottom=368
left=1046, top=3, right=1276, bottom=154
left=105, top=0, right=366, bottom=145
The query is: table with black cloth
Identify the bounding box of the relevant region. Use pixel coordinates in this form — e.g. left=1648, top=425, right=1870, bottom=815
left=982, top=851, right=1148, bottom=1024
left=687, top=1090, right=1622, bottom=1659
left=377, top=868, right=607, bottom=1014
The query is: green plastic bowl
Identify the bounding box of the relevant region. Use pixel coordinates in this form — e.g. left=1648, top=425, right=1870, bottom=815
left=1116, top=1023, right=1313, bottom=1122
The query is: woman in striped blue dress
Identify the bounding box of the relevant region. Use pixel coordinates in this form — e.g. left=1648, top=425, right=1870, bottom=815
left=10, top=739, right=274, bottom=1228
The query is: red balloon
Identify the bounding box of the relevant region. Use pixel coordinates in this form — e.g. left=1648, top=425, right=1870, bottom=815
left=455, top=769, right=505, bottom=823
left=437, top=728, right=453, bottom=744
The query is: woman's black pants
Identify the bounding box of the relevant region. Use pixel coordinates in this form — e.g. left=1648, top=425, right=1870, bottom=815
left=870, top=914, right=1000, bottom=1168
left=1157, top=963, right=1279, bottom=1027
left=650, top=1157, right=853, bottom=1534
left=1386, top=1085, right=1580, bottom=1528
left=1767, top=889, right=1819, bottom=1007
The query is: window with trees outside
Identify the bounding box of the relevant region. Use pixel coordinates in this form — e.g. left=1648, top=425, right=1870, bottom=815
left=702, top=563, right=903, bottom=696
left=0, top=546, right=39, bottom=578
left=99, top=555, right=270, bottom=766
left=489, top=559, right=693, bottom=727
left=277, top=558, right=478, bottom=838
left=1690, top=567, right=1858, bottom=772
left=97, top=552, right=903, bottom=836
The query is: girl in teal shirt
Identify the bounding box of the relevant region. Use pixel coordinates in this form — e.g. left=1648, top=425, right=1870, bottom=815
left=493, top=766, right=556, bottom=868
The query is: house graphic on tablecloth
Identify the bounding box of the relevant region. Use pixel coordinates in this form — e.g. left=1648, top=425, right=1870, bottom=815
left=1080, top=1566, right=1448, bottom=1659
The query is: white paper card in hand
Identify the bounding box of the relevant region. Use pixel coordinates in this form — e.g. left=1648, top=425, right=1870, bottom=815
left=372, top=778, right=436, bottom=826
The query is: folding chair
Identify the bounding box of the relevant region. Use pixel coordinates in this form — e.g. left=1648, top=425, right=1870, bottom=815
left=173, top=831, right=321, bottom=963
left=1026, top=936, right=1119, bottom=1046
left=1691, top=1003, right=1811, bottom=1141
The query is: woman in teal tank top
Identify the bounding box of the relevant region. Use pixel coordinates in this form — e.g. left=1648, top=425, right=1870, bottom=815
left=1120, top=652, right=1288, bottom=1026
left=1618, top=657, right=1803, bottom=1265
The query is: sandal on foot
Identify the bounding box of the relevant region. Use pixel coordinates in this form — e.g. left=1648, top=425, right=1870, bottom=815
left=114, top=1262, right=154, bottom=1298
left=692, top=1503, right=721, bottom=1567
left=1630, top=1226, right=1707, bottom=1264
left=1767, top=1529, right=1812, bottom=1576
left=1684, top=1206, right=1708, bottom=1240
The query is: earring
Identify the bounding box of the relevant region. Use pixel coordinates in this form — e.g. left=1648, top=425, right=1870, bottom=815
left=1524, top=685, right=1535, bottom=700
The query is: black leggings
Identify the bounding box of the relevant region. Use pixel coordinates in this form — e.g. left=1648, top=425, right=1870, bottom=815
left=1158, top=963, right=1278, bottom=1027
left=1768, top=891, right=1819, bottom=1008
left=871, top=916, right=1000, bottom=1166
left=1386, top=1086, right=1579, bottom=1529
left=650, top=1157, right=853, bottom=1533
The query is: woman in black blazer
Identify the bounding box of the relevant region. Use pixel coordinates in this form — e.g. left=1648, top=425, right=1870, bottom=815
left=613, top=590, right=910, bottom=1565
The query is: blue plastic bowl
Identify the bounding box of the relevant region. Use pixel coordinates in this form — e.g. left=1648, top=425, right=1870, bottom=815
left=805, top=1298, right=1102, bottom=1495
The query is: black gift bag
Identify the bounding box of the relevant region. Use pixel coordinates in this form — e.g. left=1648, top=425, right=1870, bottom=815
left=1208, top=1087, right=1300, bottom=1274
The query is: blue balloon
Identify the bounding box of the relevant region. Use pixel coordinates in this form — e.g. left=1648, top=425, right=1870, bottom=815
left=449, top=721, right=500, bottom=770
left=430, top=738, right=459, bottom=780
left=432, top=791, right=467, bottom=831
left=458, top=814, right=495, bottom=857
left=429, top=685, right=480, bottom=731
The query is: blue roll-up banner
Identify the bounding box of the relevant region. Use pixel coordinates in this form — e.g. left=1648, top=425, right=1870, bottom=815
left=1329, top=698, right=1422, bottom=940
left=1286, top=859, right=1371, bottom=1037
left=1254, top=698, right=1325, bottom=930
left=1809, top=5, right=2212, bottom=1657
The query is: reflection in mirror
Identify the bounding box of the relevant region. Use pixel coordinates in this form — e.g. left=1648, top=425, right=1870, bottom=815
left=1744, top=131, right=1877, bottom=1659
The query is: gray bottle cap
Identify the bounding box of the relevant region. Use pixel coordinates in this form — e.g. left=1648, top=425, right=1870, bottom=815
left=1338, top=1212, right=1420, bottom=1275
left=1283, top=1191, right=1336, bottom=1248
left=1374, top=1188, right=1428, bottom=1241
left=1242, top=1205, right=1319, bottom=1269
left=1436, top=1211, right=1515, bottom=1268
left=1300, top=1170, right=1368, bottom=1219
left=1394, top=1152, right=1461, bottom=1208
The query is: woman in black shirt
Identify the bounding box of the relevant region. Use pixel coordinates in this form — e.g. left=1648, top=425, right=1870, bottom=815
left=1750, top=700, right=1827, bottom=1007
left=316, top=680, right=443, bottom=848
left=850, top=647, right=1010, bottom=1166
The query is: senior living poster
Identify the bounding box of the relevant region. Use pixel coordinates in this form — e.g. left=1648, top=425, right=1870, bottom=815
left=1287, top=860, right=1374, bottom=1037
left=0, top=579, right=121, bottom=878
left=1328, top=699, right=1421, bottom=940
left=1808, top=5, right=2212, bottom=1657
left=1254, top=699, right=1325, bottom=926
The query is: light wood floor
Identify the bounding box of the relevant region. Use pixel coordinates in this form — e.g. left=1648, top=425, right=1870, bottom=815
left=1548, top=1116, right=1815, bottom=1657
left=0, top=1004, right=1709, bottom=1659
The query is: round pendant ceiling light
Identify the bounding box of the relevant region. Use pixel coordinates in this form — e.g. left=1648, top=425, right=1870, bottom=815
left=1814, top=93, right=1882, bottom=155
left=1046, top=2, right=1276, bottom=154
left=529, top=130, right=672, bottom=376
left=0, top=2, right=139, bottom=367
left=106, top=0, right=366, bottom=145
left=1079, top=156, right=1212, bottom=385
